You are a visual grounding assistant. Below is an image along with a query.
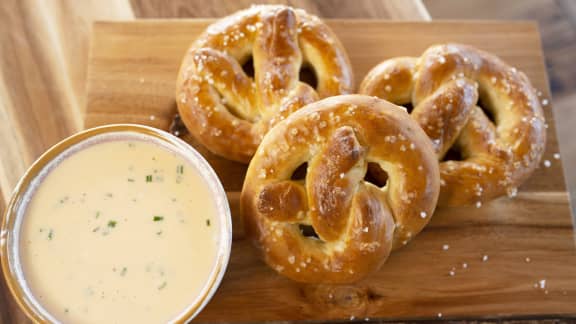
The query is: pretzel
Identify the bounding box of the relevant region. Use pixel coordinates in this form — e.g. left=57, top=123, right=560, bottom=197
left=360, top=44, right=546, bottom=206
left=241, top=95, right=440, bottom=283
left=176, top=5, right=354, bottom=163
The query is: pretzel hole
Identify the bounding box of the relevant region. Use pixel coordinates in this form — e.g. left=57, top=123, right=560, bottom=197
left=299, top=224, right=320, bottom=239
left=291, top=162, right=308, bottom=180
left=241, top=56, right=255, bottom=78
left=299, top=63, right=318, bottom=89
left=477, top=96, right=496, bottom=124
left=364, top=162, right=388, bottom=188
left=402, top=102, right=415, bottom=114
left=443, top=146, right=465, bottom=162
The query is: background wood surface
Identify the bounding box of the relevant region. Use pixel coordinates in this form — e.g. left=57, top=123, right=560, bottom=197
left=82, top=20, right=576, bottom=322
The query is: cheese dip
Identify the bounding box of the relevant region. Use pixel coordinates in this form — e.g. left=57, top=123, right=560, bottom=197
left=3, top=126, right=231, bottom=323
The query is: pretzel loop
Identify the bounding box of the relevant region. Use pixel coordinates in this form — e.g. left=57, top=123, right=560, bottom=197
left=360, top=43, right=546, bottom=206
left=177, top=5, right=353, bottom=162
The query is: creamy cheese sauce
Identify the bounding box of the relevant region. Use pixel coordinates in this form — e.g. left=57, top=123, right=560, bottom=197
left=19, top=138, right=220, bottom=323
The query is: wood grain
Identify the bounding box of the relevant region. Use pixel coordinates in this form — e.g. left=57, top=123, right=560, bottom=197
left=130, top=0, right=430, bottom=20
left=83, top=20, right=576, bottom=322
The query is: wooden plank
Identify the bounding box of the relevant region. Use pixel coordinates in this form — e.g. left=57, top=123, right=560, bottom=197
left=130, top=0, right=430, bottom=20
left=83, top=20, right=576, bottom=321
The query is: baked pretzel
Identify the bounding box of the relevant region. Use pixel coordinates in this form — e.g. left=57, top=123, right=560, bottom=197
left=176, top=5, right=353, bottom=163
left=360, top=44, right=546, bottom=206
left=241, top=95, right=440, bottom=283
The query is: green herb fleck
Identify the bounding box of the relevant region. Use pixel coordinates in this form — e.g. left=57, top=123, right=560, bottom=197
left=176, top=165, right=184, bottom=175
left=158, top=281, right=167, bottom=290
left=156, top=231, right=163, bottom=236
left=127, top=178, right=135, bottom=182
left=47, top=229, right=54, bottom=240
left=146, top=175, right=153, bottom=182
left=64, top=308, right=69, bottom=314
left=107, top=220, right=117, bottom=228
left=92, top=227, right=100, bottom=233
left=39, top=228, right=44, bottom=233
left=95, top=211, right=101, bottom=219
left=153, top=216, right=164, bottom=222
left=120, top=267, right=127, bottom=276
left=206, top=219, right=211, bottom=227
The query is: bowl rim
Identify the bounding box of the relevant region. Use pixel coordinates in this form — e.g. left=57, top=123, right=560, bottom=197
left=0, top=123, right=232, bottom=323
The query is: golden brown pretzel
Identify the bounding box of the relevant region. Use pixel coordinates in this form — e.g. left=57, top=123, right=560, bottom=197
left=241, top=95, right=440, bottom=283
left=360, top=44, right=546, bottom=206
left=176, top=5, right=354, bottom=163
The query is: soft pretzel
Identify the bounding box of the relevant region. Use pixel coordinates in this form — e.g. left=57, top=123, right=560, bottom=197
left=176, top=5, right=354, bottom=163
left=360, top=44, right=546, bottom=206
left=241, top=95, right=440, bottom=283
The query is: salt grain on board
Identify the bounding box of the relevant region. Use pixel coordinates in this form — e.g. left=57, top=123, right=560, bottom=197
left=539, top=279, right=546, bottom=289
left=482, top=255, right=489, bottom=262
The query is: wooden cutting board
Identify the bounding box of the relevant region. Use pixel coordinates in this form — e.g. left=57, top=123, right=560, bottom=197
left=84, top=20, right=576, bottom=322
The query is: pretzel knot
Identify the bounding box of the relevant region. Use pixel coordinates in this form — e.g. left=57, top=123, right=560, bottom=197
left=176, top=5, right=353, bottom=163
left=360, top=44, right=546, bottom=206
left=241, top=95, right=440, bottom=283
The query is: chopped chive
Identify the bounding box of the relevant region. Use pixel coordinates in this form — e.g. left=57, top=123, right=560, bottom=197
left=206, top=219, right=211, bottom=227
left=127, top=178, right=135, bottom=182
left=176, top=165, right=184, bottom=174
left=92, top=227, right=100, bottom=233
left=120, top=267, right=127, bottom=276
left=47, top=229, right=54, bottom=240
left=146, top=175, right=153, bottom=182
left=95, top=211, right=101, bottom=219
left=153, top=216, right=164, bottom=222
left=107, top=220, right=117, bottom=228
left=128, top=142, right=135, bottom=148
left=158, top=281, right=167, bottom=290
left=156, top=231, right=163, bottom=236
